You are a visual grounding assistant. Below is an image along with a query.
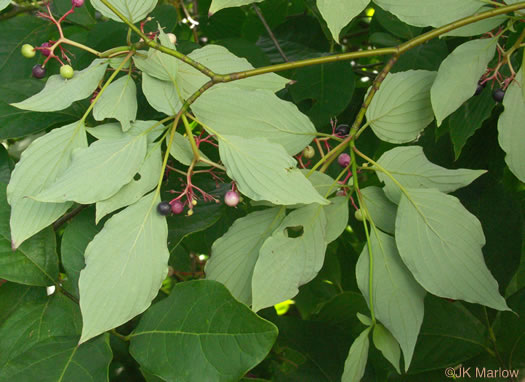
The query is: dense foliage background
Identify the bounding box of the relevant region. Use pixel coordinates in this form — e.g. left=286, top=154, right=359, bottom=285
left=0, top=0, right=524, bottom=381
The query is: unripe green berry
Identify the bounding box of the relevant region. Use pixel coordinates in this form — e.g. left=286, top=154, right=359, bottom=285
left=303, top=145, right=315, bottom=159
left=21, top=44, right=36, bottom=58
left=355, top=209, right=365, bottom=221
left=60, top=65, right=74, bottom=79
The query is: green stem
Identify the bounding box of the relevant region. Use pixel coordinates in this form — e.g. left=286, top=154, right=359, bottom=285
left=61, top=37, right=102, bottom=57
left=181, top=114, right=201, bottom=159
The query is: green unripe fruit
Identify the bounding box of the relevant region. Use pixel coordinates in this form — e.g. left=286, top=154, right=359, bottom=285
left=21, top=44, right=36, bottom=58
left=355, top=209, right=365, bottom=221
left=303, top=145, right=315, bottom=159
left=60, top=65, right=74, bottom=79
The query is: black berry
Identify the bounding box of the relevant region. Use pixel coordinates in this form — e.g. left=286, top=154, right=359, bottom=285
left=492, top=89, right=505, bottom=103
left=474, top=83, right=485, bottom=96
left=157, top=201, right=171, bottom=216
left=32, top=64, right=46, bottom=79
left=335, top=124, right=350, bottom=136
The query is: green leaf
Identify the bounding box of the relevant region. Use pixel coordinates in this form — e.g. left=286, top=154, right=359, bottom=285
left=356, top=230, right=425, bottom=370
left=61, top=208, right=99, bottom=296
left=141, top=73, right=183, bottom=116
left=167, top=132, right=210, bottom=167
left=289, top=62, right=356, bottom=127
left=7, top=121, right=87, bottom=248
left=431, top=38, right=497, bottom=126
left=498, top=68, right=525, bottom=182
left=0, top=293, right=82, bottom=370
left=341, top=327, right=370, bottom=382
left=129, top=280, right=278, bottom=381
left=0, top=335, right=112, bottom=382
left=372, top=0, right=482, bottom=27
left=11, top=59, right=108, bottom=112
left=0, top=146, right=11, bottom=184
left=252, top=204, right=327, bottom=311
left=79, top=192, right=169, bottom=343
left=360, top=186, right=397, bottom=234
left=205, top=207, right=285, bottom=305
left=180, top=45, right=288, bottom=96
left=373, top=324, right=401, bottom=374
left=396, top=188, right=508, bottom=311
left=96, top=145, right=162, bottom=223
left=366, top=70, right=436, bottom=143
left=447, top=86, right=495, bottom=159
left=391, top=40, right=448, bottom=73
left=133, top=29, right=178, bottom=82
left=0, top=283, right=46, bottom=325
left=376, top=146, right=486, bottom=204
left=209, top=0, right=262, bottom=14
left=193, top=87, right=315, bottom=155
left=323, top=196, right=349, bottom=243
left=316, top=0, right=368, bottom=43
left=93, top=75, right=137, bottom=132
left=0, top=80, right=82, bottom=139
left=1, top=184, right=57, bottom=285
left=34, top=134, right=148, bottom=204
left=219, top=135, right=328, bottom=205
left=90, top=0, right=158, bottom=23
left=87, top=120, right=165, bottom=143
left=441, top=7, right=508, bottom=37
left=0, top=1, right=11, bottom=12
left=356, top=313, right=373, bottom=326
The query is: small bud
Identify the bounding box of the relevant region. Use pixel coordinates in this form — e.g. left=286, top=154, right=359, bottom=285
left=167, top=33, right=177, bottom=45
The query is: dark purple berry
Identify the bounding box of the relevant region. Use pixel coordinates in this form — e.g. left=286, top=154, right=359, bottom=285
left=171, top=200, right=184, bottom=215
left=32, top=64, right=46, bottom=79
left=40, top=42, right=52, bottom=57
left=335, top=124, right=350, bottom=136
left=492, top=89, right=505, bottom=103
left=474, top=82, right=485, bottom=96
left=224, top=190, right=240, bottom=207
left=72, top=0, right=84, bottom=7
left=338, top=153, right=351, bottom=168
left=157, top=201, right=171, bottom=216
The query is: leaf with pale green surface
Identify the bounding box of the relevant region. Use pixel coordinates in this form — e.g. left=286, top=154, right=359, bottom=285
left=323, top=196, right=348, bottom=243
left=0, top=283, right=46, bottom=325
left=11, top=59, right=108, bottom=112
left=317, top=0, right=369, bottom=43
left=366, top=70, right=436, bottom=143
left=251, top=204, right=327, bottom=311
left=129, top=280, right=278, bottom=381
left=34, top=134, right=147, bottom=204
left=372, top=0, right=482, bottom=28
left=377, top=146, right=486, bottom=204
left=90, top=0, right=158, bottom=23
left=205, top=207, right=285, bottom=305
left=360, top=186, right=397, bottom=234
left=209, top=0, right=263, bottom=15
left=96, top=145, right=162, bottom=223
left=193, top=87, right=315, bottom=155
left=180, top=45, right=288, bottom=96
left=219, top=135, right=328, bottom=206
left=93, top=75, right=137, bottom=132
left=356, top=230, right=425, bottom=370
left=431, top=38, right=497, bottom=126
left=373, top=324, right=401, bottom=374
left=142, top=73, right=183, bottom=116
left=0, top=335, right=112, bottom=382
left=0, top=0, right=10, bottom=12
left=87, top=120, right=165, bottom=143
left=133, top=29, right=178, bottom=82
left=441, top=8, right=507, bottom=37
left=7, top=121, right=87, bottom=248
left=498, top=68, right=525, bottom=182
left=79, top=192, right=169, bottom=343
left=396, top=188, right=508, bottom=311
left=341, top=327, right=370, bottom=382
left=167, top=132, right=210, bottom=167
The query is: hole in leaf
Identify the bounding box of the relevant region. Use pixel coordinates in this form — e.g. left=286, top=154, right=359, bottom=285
left=133, top=173, right=141, bottom=181
left=284, top=225, right=304, bottom=238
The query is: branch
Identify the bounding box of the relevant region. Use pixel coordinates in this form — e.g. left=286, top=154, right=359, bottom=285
left=252, top=4, right=288, bottom=62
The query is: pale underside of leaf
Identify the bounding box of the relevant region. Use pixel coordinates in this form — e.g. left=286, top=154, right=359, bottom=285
left=90, top=0, right=158, bottom=23
left=341, top=327, right=371, bottom=382
left=317, top=0, right=369, bottom=43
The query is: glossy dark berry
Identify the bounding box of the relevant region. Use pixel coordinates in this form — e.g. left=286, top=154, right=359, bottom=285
left=335, top=124, right=350, bottom=136
left=474, top=83, right=485, bottom=96
left=338, top=153, right=351, bottom=168
left=72, top=0, right=84, bottom=7
left=40, top=42, right=52, bottom=57
left=32, top=64, right=46, bottom=79
left=492, top=89, right=505, bottom=103
left=171, top=200, right=184, bottom=215
left=157, top=201, right=171, bottom=216
left=224, top=190, right=240, bottom=207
